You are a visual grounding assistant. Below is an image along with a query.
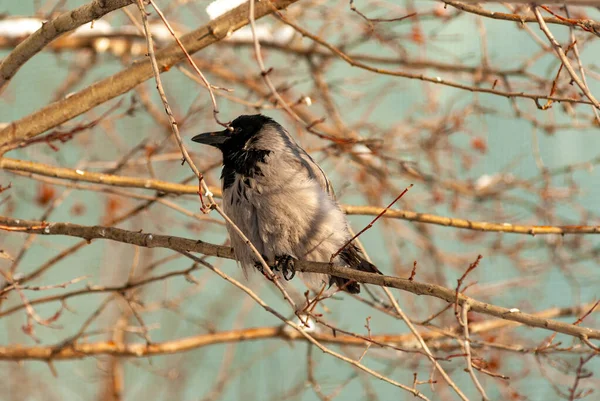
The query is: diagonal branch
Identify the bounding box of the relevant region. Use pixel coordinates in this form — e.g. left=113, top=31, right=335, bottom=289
left=0, top=0, right=134, bottom=92
left=533, top=6, right=600, bottom=111
left=0, top=0, right=300, bottom=155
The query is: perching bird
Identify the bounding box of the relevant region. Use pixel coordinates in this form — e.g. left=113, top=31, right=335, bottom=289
left=192, top=114, right=379, bottom=293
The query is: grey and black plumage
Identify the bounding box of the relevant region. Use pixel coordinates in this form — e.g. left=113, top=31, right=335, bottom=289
left=192, top=114, right=380, bottom=294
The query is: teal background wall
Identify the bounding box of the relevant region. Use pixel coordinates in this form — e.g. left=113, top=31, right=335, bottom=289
left=1, top=1, right=599, bottom=400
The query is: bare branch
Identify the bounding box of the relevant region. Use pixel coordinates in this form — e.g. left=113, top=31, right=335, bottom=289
left=0, top=0, right=300, bottom=154
left=2, top=215, right=599, bottom=343
left=0, top=0, right=133, bottom=91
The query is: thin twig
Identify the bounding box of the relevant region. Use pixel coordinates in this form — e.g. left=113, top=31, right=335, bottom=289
left=460, top=302, right=490, bottom=400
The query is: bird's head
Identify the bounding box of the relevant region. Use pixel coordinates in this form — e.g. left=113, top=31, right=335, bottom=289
left=191, top=114, right=277, bottom=155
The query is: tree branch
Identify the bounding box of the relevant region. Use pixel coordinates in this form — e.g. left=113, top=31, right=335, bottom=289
left=0, top=0, right=300, bottom=154
left=1, top=215, right=599, bottom=342
left=272, top=9, right=595, bottom=108
left=0, top=0, right=134, bottom=91
left=0, top=316, right=593, bottom=361
left=458, top=0, right=600, bottom=5
left=3, top=157, right=599, bottom=235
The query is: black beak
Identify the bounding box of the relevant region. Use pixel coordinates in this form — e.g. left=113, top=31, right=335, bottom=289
left=191, top=129, right=229, bottom=148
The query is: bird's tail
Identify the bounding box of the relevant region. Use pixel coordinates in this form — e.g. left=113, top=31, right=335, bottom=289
left=330, top=245, right=381, bottom=294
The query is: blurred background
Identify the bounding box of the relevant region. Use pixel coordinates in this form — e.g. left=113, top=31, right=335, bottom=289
left=1, top=0, right=600, bottom=400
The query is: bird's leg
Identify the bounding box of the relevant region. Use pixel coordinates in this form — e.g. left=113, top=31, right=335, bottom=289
left=274, top=254, right=297, bottom=280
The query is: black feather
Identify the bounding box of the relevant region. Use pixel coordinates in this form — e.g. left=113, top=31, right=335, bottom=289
left=329, top=244, right=381, bottom=294
left=222, top=166, right=236, bottom=190
left=217, top=115, right=275, bottom=190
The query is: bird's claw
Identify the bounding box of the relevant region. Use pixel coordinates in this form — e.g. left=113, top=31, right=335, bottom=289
left=255, top=254, right=270, bottom=278
left=254, top=261, right=264, bottom=274
left=274, top=254, right=296, bottom=281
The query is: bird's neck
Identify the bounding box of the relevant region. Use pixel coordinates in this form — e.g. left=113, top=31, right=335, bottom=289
left=221, top=148, right=272, bottom=189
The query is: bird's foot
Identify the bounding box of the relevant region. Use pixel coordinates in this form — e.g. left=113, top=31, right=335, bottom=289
left=273, top=254, right=296, bottom=281
left=254, top=261, right=264, bottom=274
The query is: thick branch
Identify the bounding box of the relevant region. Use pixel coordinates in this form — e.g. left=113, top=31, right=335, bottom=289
left=0, top=0, right=134, bottom=91
left=1, top=215, right=599, bottom=342
left=0, top=0, right=300, bottom=154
